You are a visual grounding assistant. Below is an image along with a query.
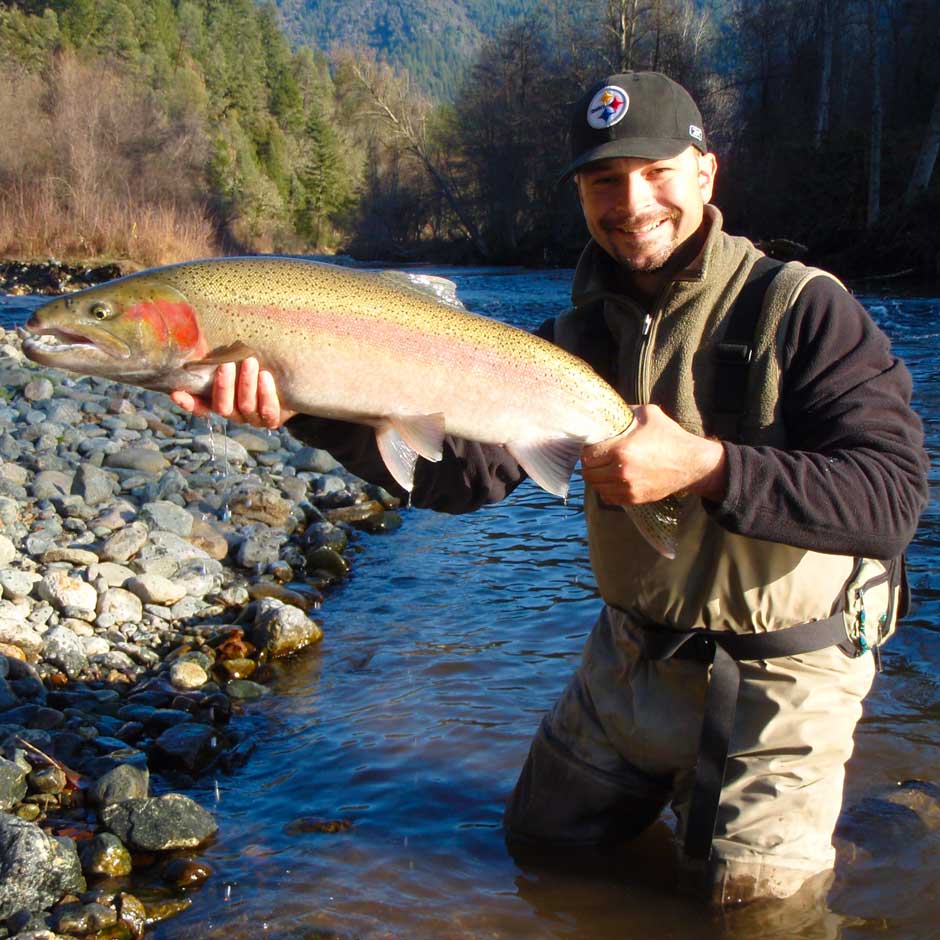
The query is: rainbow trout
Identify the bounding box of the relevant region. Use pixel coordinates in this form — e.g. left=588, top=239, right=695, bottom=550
left=22, top=257, right=680, bottom=557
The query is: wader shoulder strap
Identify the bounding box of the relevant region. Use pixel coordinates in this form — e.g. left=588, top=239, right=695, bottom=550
left=712, top=258, right=842, bottom=443
left=711, top=256, right=783, bottom=442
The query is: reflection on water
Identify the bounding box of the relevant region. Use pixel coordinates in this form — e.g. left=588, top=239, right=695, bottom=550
left=5, top=276, right=940, bottom=940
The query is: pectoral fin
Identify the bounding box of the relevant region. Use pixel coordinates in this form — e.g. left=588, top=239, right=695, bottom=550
left=389, top=413, right=446, bottom=462
left=188, top=342, right=259, bottom=367
left=507, top=436, right=586, bottom=499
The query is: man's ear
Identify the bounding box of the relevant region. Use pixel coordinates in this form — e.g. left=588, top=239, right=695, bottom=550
left=698, top=152, right=718, bottom=203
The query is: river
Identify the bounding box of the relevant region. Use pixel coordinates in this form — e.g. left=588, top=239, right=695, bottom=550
left=2, top=270, right=939, bottom=940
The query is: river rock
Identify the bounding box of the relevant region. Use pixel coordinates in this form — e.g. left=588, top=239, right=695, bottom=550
left=187, top=519, right=229, bottom=561
left=288, top=446, right=340, bottom=473
left=0, top=618, right=43, bottom=658
left=41, top=547, right=99, bottom=566
left=0, top=759, right=27, bottom=810
left=100, top=794, right=218, bottom=850
left=161, top=856, right=212, bottom=889
left=0, top=570, right=40, bottom=602
left=169, top=661, right=207, bottom=691
left=99, top=522, right=149, bottom=563
left=97, top=588, right=143, bottom=625
left=50, top=901, right=119, bottom=936
left=249, top=600, right=323, bottom=658
left=0, top=813, right=86, bottom=918
left=23, top=378, right=54, bottom=402
left=42, top=626, right=89, bottom=679
left=193, top=433, right=250, bottom=465
left=71, top=464, right=117, bottom=505
left=34, top=572, right=97, bottom=614
left=87, top=562, right=136, bottom=587
left=236, top=528, right=287, bottom=569
left=104, top=447, right=170, bottom=475
left=28, top=766, right=66, bottom=795
left=140, top=500, right=194, bottom=537
left=150, top=723, right=220, bottom=774
left=30, top=470, right=72, bottom=501
left=89, top=764, right=149, bottom=808
left=124, top=575, right=187, bottom=607
left=227, top=487, right=292, bottom=527
left=79, top=832, right=133, bottom=878
left=223, top=679, right=269, bottom=700
left=0, top=534, right=14, bottom=568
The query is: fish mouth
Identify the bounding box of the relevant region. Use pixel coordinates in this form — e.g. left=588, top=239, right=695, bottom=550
left=21, top=322, right=131, bottom=361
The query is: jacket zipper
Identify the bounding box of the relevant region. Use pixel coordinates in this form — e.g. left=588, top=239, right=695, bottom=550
left=634, top=284, right=676, bottom=404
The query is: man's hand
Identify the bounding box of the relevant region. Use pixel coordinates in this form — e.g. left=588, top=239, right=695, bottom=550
left=170, top=358, right=296, bottom=429
left=581, top=404, right=727, bottom=505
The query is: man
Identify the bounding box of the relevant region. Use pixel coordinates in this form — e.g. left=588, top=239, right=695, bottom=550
left=172, top=72, right=928, bottom=906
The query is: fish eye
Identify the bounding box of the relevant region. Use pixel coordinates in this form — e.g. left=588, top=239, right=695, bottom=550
left=89, top=302, right=111, bottom=321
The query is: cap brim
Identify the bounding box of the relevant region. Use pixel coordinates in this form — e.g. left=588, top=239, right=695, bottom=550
left=556, top=138, right=696, bottom=186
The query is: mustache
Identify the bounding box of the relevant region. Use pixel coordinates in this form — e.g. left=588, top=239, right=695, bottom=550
left=600, top=211, right=678, bottom=232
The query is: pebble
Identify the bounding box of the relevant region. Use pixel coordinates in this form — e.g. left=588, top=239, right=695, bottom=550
left=0, top=323, right=400, bottom=933
left=169, top=660, right=208, bottom=690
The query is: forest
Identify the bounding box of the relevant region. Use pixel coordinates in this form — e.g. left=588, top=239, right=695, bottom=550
left=0, top=0, right=938, bottom=279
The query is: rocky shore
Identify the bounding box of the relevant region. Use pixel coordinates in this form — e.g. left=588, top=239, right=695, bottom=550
left=0, top=324, right=401, bottom=939
left=0, top=263, right=133, bottom=298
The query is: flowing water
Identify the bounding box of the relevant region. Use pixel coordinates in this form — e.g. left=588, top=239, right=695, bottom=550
left=3, top=272, right=939, bottom=940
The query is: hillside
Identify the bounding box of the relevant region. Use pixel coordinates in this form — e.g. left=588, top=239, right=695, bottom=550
left=273, top=0, right=535, bottom=97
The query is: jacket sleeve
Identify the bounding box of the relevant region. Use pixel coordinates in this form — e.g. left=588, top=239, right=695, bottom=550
left=707, top=277, right=929, bottom=559
left=283, top=318, right=556, bottom=514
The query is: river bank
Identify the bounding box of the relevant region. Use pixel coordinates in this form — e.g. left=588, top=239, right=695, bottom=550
left=0, top=322, right=402, bottom=938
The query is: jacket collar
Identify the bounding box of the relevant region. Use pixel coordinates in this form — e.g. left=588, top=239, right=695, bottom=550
left=571, top=205, right=725, bottom=307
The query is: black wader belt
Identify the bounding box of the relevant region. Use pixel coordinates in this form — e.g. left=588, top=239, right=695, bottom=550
left=638, top=614, right=849, bottom=863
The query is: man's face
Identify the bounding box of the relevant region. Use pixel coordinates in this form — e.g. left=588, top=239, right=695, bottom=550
left=575, top=148, right=718, bottom=273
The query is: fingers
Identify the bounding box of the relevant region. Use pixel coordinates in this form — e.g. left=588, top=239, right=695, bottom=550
left=258, top=370, right=284, bottom=428
left=170, top=390, right=207, bottom=416
left=236, top=357, right=259, bottom=418
left=212, top=362, right=238, bottom=417
left=171, top=359, right=292, bottom=429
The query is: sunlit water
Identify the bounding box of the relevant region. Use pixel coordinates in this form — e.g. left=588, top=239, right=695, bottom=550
left=3, top=272, right=939, bottom=940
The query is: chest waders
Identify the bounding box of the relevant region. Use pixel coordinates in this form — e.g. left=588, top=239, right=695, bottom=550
left=581, top=257, right=907, bottom=865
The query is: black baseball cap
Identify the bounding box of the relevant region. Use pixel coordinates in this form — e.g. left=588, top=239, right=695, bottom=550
left=558, top=71, right=707, bottom=184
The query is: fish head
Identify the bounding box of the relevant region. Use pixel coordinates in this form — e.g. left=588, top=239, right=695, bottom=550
left=22, top=273, right=206, bottom=384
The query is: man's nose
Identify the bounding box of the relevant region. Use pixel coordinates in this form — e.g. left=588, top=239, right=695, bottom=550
left=616, top=173, right=654, bottom=215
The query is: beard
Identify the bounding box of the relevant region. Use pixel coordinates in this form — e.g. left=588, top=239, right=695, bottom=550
left=600, top=210, right=682, bottom=272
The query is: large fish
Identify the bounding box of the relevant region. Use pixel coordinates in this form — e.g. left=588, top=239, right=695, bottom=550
left=21, top=257, right=680, bottom=557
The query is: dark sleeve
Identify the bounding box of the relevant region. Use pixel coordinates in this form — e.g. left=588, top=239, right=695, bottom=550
left=707, top=277, right=929, bottom=559
left=284, top=317, right=558, bottom=514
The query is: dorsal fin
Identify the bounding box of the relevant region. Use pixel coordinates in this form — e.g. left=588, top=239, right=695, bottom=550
left=377, top=271, right=465, bottom=310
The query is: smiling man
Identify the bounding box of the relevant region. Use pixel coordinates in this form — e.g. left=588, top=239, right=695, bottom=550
left=172, top=72, right=928, bottom=908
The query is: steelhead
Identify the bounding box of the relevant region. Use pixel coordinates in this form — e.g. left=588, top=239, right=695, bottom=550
left=22, top=257, right=680, bottom=557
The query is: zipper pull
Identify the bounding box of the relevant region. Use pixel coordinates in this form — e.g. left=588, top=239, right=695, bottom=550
left=641, top=313, right=653, bottom=337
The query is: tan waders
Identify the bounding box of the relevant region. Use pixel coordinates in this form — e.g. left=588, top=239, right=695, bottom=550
left=504, top=606, right=875, bottom=906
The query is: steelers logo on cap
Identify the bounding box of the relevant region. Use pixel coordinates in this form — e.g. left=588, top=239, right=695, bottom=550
left=586, top=85, right=629, bottom=130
